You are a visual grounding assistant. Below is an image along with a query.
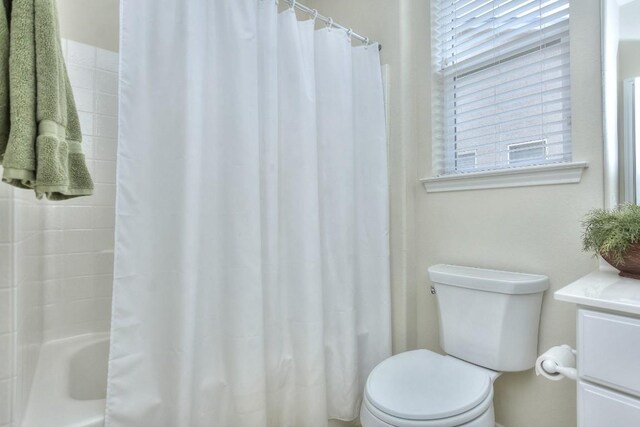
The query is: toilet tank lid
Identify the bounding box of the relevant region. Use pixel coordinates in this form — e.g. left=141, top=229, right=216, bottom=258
left=428, top=264, right=549, bottom=295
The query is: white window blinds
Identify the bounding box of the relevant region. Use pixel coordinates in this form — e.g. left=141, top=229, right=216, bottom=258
left=433, top=0, right=571, bottom=175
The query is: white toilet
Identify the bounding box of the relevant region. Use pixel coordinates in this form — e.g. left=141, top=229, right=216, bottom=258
left=361, top=264, right=549, bottom=427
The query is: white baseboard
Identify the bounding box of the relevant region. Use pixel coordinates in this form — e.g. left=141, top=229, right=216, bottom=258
left=496, top=423, right=506, bottom=427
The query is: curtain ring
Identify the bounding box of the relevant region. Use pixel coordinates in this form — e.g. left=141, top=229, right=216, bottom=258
left=312, top=9, right=318, bottom=22
left=346, top=28, right=353, bottom=40
left=326, top=17, right=333, bottom=30
left=290, top=0, right=296, bottom=10
left=364, top=37, right=370, bottom=48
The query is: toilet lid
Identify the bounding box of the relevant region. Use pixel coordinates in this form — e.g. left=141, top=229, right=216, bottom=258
left=365, top=350, right=492, bottom=421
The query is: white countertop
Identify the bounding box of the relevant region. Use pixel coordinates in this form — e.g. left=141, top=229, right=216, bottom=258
left=555, top=263, right=640, bottom=316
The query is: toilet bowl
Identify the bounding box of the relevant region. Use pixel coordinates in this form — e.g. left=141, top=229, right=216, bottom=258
left=361, top=265, right=549, bottom=427
left=360, top=350, right=499, bottom=427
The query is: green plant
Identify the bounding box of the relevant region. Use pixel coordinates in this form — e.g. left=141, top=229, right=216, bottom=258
left=582, top=204, right=640, bottom=264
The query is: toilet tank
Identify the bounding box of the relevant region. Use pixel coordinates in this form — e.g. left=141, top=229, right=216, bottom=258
left=428, top=264, right=549, bottom=372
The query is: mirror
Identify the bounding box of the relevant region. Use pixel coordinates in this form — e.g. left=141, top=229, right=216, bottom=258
left=602, top=0, right=640, bottom=205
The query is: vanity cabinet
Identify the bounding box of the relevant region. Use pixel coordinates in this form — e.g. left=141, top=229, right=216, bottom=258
left=578, top=382, right=640, bottom=427
left=578, top=309, right=640, bottom=397
left=555, top=268, right=640, bottom=427
left=576, top=309, right=640, bottom=427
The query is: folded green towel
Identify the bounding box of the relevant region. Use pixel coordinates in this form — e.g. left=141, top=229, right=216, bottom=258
left=1, top=0, right=93, bottom=199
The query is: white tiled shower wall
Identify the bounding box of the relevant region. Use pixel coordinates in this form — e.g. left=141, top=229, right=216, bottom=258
left=0, top=40, right=118, bottom=426
left=41, top=40, right=118, bottom=342
left=0, top=159, right=46, bottom=427
left=13, top=180, right=45, bottom=427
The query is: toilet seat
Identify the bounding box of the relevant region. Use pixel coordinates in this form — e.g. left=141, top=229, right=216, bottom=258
left=362, top=390, right=494, bottom=427
left=363, top=350, right=495, bottom=427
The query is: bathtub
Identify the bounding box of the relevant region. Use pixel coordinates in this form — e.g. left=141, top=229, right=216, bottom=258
left=22, top=333, right=110, bottom=427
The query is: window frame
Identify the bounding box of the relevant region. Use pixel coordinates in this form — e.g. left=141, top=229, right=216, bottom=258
left=425, top=0, right=586, bottom=192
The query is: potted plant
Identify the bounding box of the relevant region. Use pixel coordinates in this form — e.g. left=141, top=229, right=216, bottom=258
left=583, top=204, right=640, bottom=279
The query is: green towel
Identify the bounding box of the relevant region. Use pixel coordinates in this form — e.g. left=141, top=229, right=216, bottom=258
left=1, top=0, right=93, bottom=199
left=2, top=0, right=36, bottom=190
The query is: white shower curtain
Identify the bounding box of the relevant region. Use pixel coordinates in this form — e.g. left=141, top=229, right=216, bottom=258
left=106, top=1, right=390, bottom=426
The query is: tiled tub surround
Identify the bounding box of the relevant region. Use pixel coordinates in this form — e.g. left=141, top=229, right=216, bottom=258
left=13, top=190, right=45, bottom=427
left=0, top=172, right=47, bottom=427
left=40, top=39, right=119, bottom=342
left=0, top=40, right=118, bottom=427
left=22, top=40, right=118, bottom=425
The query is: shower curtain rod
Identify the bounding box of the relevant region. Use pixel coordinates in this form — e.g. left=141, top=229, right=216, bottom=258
left=281, top=0, right=382, bottom=51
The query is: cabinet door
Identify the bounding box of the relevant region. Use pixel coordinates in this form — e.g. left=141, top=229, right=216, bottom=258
left=579, top=382, right=640, bottom=427
left=578, top=309, right=640, bottom=397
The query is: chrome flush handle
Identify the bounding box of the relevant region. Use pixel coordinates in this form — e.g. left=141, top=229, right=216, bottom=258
left=430, top=286, right=436, bottom=295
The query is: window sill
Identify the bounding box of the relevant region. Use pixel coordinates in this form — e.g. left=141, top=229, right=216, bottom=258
left=420, top=161, right=588, bottom=193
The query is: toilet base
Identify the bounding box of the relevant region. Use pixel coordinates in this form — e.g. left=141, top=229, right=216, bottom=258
left=360, top=400, right=495, bottom=427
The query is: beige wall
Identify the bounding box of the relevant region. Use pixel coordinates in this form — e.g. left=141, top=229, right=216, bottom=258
left=307, top=1, right=604, bottom=426
left=57, top=0, right=119, bottom=51
left=416, top=2, right=602, bottom=427
left=54, top=0, right=605, bottom=425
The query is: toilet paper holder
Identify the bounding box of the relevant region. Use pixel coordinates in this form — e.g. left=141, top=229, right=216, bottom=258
left=536, top=345, right=578, bottom=381
left=541, top=358, right=577, bottom=381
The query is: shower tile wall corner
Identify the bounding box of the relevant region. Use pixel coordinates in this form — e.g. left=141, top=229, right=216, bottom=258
left=0, top=40, right=118, bottom=427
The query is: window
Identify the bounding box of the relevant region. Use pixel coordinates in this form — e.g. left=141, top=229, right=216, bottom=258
left=433, top=0, right=571, bottom=176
